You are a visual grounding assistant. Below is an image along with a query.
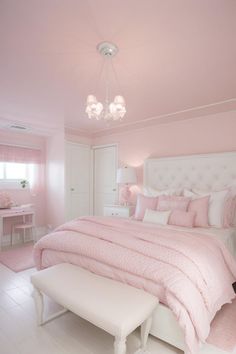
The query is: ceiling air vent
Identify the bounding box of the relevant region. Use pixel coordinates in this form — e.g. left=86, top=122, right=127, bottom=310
left=10, top=124, right=27, bottom=130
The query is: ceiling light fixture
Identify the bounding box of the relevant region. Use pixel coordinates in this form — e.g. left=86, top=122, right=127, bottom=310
left=85, top=41, right=126, bottom=121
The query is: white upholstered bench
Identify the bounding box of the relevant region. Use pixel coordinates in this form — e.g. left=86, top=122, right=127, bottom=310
left=31, top=263, right=158, bottom=354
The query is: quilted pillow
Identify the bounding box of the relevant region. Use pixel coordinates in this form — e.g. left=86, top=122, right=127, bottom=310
left=134, top=194, right=158, bottom=220
left=157, top=195, right=190, bottom=212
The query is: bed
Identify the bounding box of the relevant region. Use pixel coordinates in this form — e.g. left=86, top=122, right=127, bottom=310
left=34, top=152, right=236, bottom=354
left=144, top=152, right=236, bottom=352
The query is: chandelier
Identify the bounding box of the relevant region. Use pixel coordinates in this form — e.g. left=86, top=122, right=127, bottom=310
left=85, top=42, right=126, bottom=121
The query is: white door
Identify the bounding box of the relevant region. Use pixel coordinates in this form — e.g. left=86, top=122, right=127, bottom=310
left=65, top=142, right=91, bottom=221
left=93, top=145, right=118, bottom=216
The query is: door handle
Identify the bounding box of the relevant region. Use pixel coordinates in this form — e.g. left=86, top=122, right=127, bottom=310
left=112, top=189, right=116, bottom=191
left=70, top=188, right=75, bottom=191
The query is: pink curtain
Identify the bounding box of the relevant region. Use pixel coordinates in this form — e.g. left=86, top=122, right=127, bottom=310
left=0, top=144, right=42, bottom=163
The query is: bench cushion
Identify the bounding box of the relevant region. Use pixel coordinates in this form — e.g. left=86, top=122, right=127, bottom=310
left=31, top=263, right=158, bottom=338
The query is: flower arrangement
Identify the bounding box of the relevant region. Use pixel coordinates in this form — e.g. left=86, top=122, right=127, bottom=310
left=0, top=192, right=13, bottom=209
left=20, top=179, right=28, bottom=189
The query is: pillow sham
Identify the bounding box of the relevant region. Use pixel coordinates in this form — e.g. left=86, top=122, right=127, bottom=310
left=188, top=189, right=229, bottom=228
left=143, top=209, right=171, bottom=225
left=188, top=196, right=210, bottom=228
left=157, top=195, right=190, bottom=212
left=143, top=186, right=181, bottom=197
left=223, top=196, right=236, bottom=228
left=134, top=194, right=158, bottom=220
left=168, top=210, right=196, bottom=228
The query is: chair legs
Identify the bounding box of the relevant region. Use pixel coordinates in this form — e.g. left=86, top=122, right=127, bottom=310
left=10, top=225, right=14, bottom=246
left=10, top=226, right=34, bottom=246
left=32, top=226, right=36, bottom=243
left=23, top=227, right=26, bottom=243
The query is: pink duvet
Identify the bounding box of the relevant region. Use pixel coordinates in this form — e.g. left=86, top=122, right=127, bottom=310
left=33, top=216, right=236, bottom=354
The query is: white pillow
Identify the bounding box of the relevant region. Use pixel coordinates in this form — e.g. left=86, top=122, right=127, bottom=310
left=183, top=189, right=200, bottom=200
left=184, top=189, right=229, bottom=228
left=143, top=209, right=171, bottom=225
left=143, top=187, right=181, bottom=197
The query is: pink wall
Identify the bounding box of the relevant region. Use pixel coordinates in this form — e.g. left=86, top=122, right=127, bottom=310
left=93, top=111, right=236, bottom=187
left=65, top=132, right=92, bottom=146
left=46, top=131, right=65, bottom=229
left=0, top=130, right=46, bottom=227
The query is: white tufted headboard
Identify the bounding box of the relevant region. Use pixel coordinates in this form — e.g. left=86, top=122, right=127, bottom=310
left=144, top=152, right=236, bottom=191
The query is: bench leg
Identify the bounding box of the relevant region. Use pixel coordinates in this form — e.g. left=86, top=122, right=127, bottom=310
left=114, top=336, right=126, bottom=354
left=141, top=316, right=152, bottom=350
left=32, top=286, right=44, bottom=326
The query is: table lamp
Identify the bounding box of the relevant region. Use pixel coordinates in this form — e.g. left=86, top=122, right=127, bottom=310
left=116, top=166, right=137, bottom=205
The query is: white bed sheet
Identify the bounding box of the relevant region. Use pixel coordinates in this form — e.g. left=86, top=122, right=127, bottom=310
left=140, top=220, right=236, bottom=258
left=194, top=226, right=236, bottom=258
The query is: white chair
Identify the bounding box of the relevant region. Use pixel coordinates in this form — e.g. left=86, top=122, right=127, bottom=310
left=11, top=205, right=35, bottom=246
left=11, top=222, right=35, bottom=246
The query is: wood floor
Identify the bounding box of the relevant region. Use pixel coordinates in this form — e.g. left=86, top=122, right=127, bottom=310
left=0, top=263, right=182, bottom=354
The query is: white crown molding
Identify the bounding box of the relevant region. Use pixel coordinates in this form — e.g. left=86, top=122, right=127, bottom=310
left=1, top=98, right=235, bottom=139
left=91, top=98, right=236, bottom=138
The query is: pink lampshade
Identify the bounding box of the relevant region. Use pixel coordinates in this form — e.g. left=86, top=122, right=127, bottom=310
left=116, top=167, right=137, bottom=185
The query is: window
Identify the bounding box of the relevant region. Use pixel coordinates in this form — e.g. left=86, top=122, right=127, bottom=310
left=0, top=163, right=3, bottom=179
left=0, top=162, right=28, bottom=180
left=0, top=162, right=33, bottom=189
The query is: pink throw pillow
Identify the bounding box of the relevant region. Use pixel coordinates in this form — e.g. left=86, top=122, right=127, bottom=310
left=157, top=195, right=190, bottom=212
left=223, top=196, right=236, bottom=228
left=188, top=196, right=210, bottom=227
left=134, top=194, right=158, bottom=220
left=168, top=210, right=196, bottom=228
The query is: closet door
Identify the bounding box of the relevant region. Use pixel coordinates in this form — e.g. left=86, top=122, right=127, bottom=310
left=93, top=145, right=118, bottom=216
left=65, top=142, right=91, bottom=221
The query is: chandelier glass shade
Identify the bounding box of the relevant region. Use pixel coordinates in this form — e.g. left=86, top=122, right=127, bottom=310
left=85, top=42, right=126, bottom=121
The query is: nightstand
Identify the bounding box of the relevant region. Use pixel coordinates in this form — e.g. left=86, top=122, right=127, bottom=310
left=104, top=205, right=135, bottom=218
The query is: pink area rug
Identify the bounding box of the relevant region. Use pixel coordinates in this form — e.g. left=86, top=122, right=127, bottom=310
left=0, top=244, right=35, bottom=272
left=207, top=298, right=236, bottom=352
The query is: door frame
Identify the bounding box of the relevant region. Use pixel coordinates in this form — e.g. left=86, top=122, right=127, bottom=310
left=92, top=143, right=118, bottom=215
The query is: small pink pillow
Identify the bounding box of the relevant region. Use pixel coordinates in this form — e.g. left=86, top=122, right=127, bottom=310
left=168, top=210, right=196, bottom=228
left=157, top=195, right=190, bottom=212
left=188, top=196, right=210, bottom=227
left=134, top=194, right=158, bottom=220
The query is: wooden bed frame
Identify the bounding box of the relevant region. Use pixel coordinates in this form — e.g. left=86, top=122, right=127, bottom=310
left=144, top=151, right=236, bottom=354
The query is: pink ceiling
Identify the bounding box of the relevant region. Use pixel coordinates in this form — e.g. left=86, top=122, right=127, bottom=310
left=0, top=0, right=235, bottom=136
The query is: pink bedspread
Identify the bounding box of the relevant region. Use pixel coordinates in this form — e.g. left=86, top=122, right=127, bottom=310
left=33, top=216, right=236, bottom=354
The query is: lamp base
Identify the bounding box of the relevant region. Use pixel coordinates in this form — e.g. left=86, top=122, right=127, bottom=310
left=119, top=185, right=131, bottom=206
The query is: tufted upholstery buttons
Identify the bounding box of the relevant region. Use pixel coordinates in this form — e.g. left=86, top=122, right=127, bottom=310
left=145, top=154, right=236, bottom=192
